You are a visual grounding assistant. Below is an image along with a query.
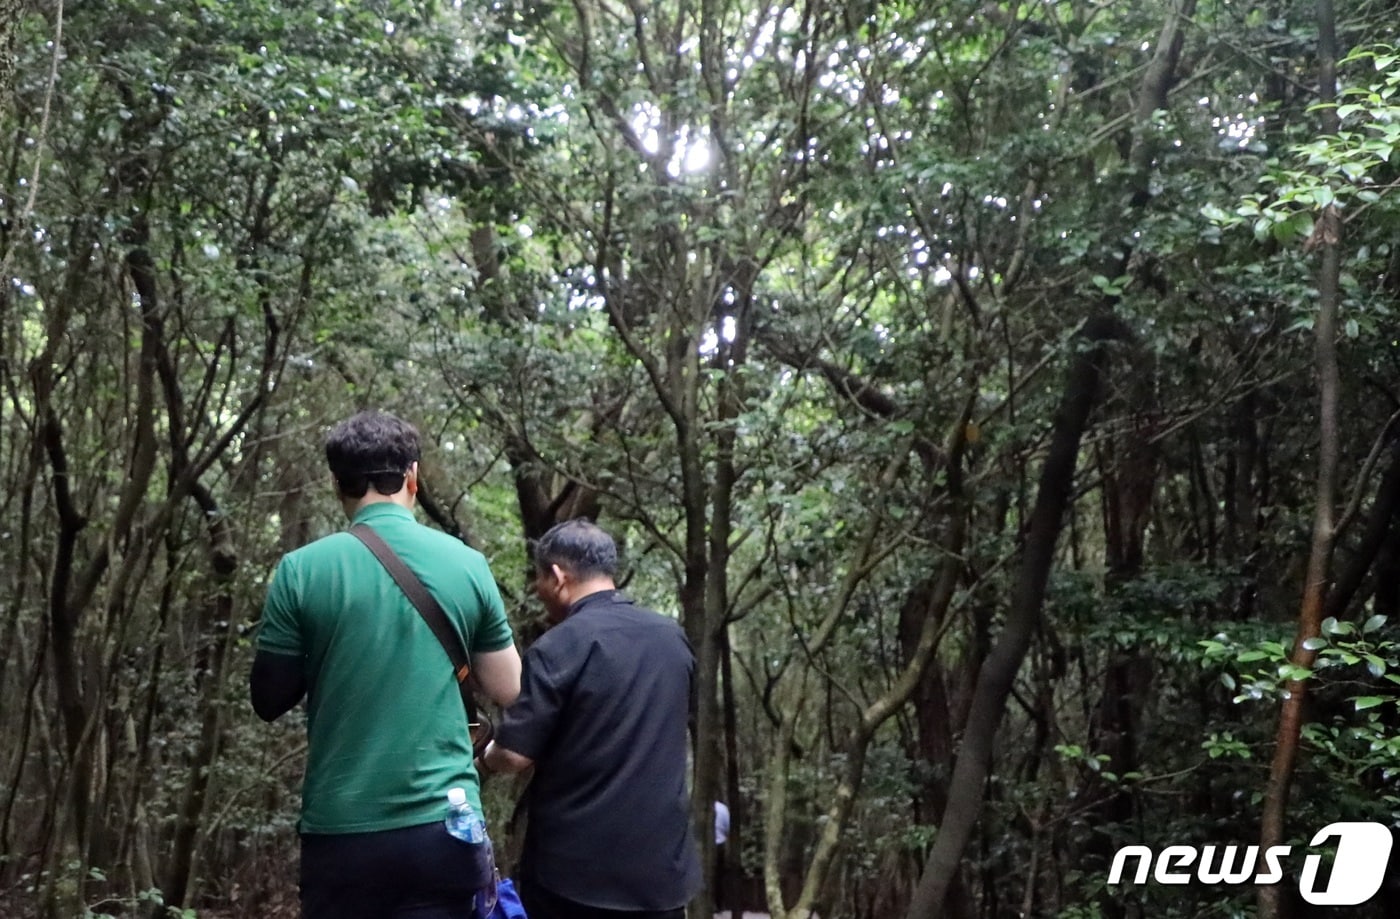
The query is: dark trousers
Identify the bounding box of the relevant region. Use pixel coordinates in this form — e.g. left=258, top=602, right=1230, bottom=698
left=300, top=821, right=493, bottom=919
left=712, top=843, right=725, bottom=911
left=518, top=879, right=686, bottom=919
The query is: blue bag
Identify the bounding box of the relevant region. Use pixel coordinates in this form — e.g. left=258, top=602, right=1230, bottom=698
left=476, top=877, right=527, bottom=919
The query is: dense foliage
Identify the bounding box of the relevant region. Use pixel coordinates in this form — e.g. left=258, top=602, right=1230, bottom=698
left=2, top=1, right=1399, bottom=917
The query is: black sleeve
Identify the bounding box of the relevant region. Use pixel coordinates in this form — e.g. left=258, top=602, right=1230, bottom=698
left=494, top=642, right=568, bottom=760
left=250, top=649, right=306, bottom=722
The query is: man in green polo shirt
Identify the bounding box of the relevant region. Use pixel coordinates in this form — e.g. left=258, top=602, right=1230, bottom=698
left=251, top=410, right=521, bottom=919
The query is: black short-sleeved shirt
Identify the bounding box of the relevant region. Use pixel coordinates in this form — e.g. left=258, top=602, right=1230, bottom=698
left=494, top=590, right=702, bottom=911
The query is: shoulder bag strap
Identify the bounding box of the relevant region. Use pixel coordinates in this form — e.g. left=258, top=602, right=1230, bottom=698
left=350, top=523, right=490, bottom=750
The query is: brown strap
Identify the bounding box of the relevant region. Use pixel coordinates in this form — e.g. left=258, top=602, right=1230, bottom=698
left=350, top=523, right=489, bottom=748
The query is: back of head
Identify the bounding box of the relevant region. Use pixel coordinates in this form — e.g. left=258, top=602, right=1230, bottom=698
left=324, top=410, right=421, bottom=499
left=532, top=519, right=619, bottom=581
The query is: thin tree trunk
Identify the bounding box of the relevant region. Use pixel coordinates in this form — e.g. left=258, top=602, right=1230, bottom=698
left=905, top=315, right=1127, bottom=919
left=694, top=257, right=755, bottom=918
left=116, top=551, right=176, bottom=900
left=760, top=448, right=910, bottom=917
left=1257, top=4, right=1340, bottom=917
left=161, top=483, right=238, bottom=911
left=1087, top=386, right=1159, bottom=919
left=785, top=409, right=974, bottom=919
left=0, top=440, right=40, bottom=862
left=719, top=623, right=740, bottom=912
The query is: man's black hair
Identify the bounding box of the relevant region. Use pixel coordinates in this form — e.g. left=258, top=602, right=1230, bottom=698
left=532, top=519, right=618, bottom=580
left=324, top=410, right=421, bottom=499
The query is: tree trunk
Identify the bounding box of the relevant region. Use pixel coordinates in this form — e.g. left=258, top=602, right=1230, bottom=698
left=160, top=484, right=238, bottom=911
left=904, top=315, right=1127, bottom=919
left=785, top=409, right=974, bottom=919
left=0, top=0, right=28, bottom=118
left=719, top=622, right=741, bottom=913
left=1257, top=4, right=1340, bottom=917
left=1087, top=381, right=1160, bottom=919
left=897, top=582, right=977, bottom=919
left=693, top=259, right=755, bottom=918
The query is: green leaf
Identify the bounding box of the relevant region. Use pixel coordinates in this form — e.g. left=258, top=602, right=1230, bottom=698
left=1354, top=696, right=1387, bottom=711
left=1200, top=203, right=1231, bottom=222
left=1091, top=274, right=1122, bottom=295
left=1301, top=636, right=1328, bottom=651
left=1273, top=210, right=1314, bottom=245
left=1363, top=614, right=1387, bottom=633
left=1339, top=161, right=1368, bottom=181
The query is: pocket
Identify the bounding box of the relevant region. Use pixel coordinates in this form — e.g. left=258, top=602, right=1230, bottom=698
left=472, top=867, right=500, bottom=919
left=446, top=829, right=497, bottom=890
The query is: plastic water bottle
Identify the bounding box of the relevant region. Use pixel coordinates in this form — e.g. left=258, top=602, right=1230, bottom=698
left=444, top=787, right=487, bottom=844
left=444, top=787, right=496, bottom=903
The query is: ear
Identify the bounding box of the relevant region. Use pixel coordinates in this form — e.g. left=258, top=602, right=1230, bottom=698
left=549, top=563, right=568, bottom=587
left=405, top=461, right=419, bottom=495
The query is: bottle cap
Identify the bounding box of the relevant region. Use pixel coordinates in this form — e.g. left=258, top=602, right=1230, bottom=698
left=447, top=787, right=467, bottom=807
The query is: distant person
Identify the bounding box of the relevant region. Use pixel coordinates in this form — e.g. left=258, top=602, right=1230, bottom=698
left=482, top=519, right=702, bottom=919
left=713, top=801, right=731, bottom=911
left=250, top=410, right=522, bottom=918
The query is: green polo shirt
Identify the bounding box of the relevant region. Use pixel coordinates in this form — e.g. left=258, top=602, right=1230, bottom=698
left=257, top=503, right=513, bottom=834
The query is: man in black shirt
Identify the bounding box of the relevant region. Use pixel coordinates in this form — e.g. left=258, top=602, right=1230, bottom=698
left=481, top=520, right=702, bottom=919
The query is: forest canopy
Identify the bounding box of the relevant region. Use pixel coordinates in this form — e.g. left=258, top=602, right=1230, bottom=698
left=2, top=0, right=1399, bottom=917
